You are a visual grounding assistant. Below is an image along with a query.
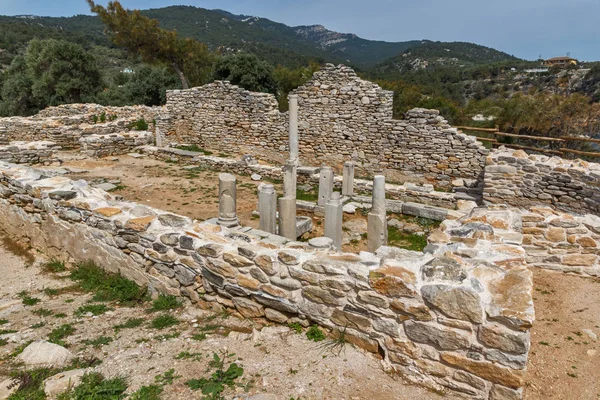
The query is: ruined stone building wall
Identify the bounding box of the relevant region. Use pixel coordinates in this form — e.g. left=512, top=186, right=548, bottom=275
left=162, top=64, right=489, bottom=184
left=161, top=82, right=288, bottom=163
left=0, top=161, right=532, bottom=400
left=0, top=104, right=162, bottom=149
left=484, top=148, right=600, bottom=215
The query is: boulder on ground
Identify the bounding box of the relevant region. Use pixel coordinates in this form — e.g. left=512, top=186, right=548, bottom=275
left=44, top=369, right=87, bottom=399
left=17, top=340, right=74, bottom=367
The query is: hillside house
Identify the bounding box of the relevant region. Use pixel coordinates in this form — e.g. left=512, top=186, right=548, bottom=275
left=544, top=56, right=578, bottom=67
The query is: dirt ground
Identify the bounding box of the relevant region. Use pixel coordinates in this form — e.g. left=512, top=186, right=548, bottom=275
left=55, top=154, right=397, bottom=254
left=0, top=243, right=449, bottom=400
left=524, top=269, right=600, bottom=400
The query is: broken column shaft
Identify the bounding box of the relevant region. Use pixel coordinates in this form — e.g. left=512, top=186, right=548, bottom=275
left=258, top=184, right=277, bottom=234
left=318, top=166, right=334, bottom=206
left=324, top=192, right=344, bottom=251
left=278, top=196, right=297, bottom=240
left=342, top=161, right=354, bottom=197
left=368, top=175, right=387, bottom=252
left=217, top=173, right=239, bottom=228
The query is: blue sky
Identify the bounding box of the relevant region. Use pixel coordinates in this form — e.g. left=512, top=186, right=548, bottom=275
left=1, top=0, right=598, bottom=61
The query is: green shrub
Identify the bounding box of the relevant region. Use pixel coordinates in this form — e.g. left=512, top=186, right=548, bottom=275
left=129, top=384, right=163, bottom=400
left=113, top=317, right=145, bottom=332
left=306, top=325, right=326, bottom=342
left=57, top=372, right=127, bottom=399
left=128, top=118, right=148, bottom=131
left=288, top=322, right=303, bottom=334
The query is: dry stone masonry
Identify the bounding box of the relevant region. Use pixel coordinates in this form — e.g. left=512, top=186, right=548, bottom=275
left=484, top=148, right=600, bottom=215
left=79, top=132, right=154, bottom=158
left=0, top=141, right=61, bottom=165
left=0, top=104, right=161, bottom=149
left=0, top=160, right=533, bottom=399
left=160, top=64, right=488, bottom=184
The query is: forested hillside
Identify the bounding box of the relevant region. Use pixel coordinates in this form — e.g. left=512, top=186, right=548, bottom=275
left=0, top=4, right=599, bottom=142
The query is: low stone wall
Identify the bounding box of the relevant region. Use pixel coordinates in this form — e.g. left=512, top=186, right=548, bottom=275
left=483, top=148, right=600, bottom=215
left=0, top=141, right=61, bottom=165
left=522, top=206, right=600, bottom=276
left=79, top=132, right=154, bottom=157
left=0, top=161, right=533, bottom=399
left=0, top=104, right=161, bottom=149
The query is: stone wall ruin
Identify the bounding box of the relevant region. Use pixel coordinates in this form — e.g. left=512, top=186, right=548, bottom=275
left=0, top=161, right=532, bottom=399
left=160, top=64, right=489, bottom=184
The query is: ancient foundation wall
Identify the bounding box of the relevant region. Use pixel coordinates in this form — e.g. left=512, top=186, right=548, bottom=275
left=0, top=104, right=162, bottom=149
left=522, top=206, right=600, bottom=276
left=0, top=161, right=532, bottom=399
left=484, top=148, right=600, bottom=215
left=0, top=141, right=61, bottom=165
left=161, top=64, right=488, bottom=184
left=79, top=132, right=154, bottom=158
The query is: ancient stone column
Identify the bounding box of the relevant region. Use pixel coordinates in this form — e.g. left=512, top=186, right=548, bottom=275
left=217, top=173, right=239, bottom=227
left=155, top=127, right=163, bottom=148
left=283, top=159, right=297, bottom=198
left=324, top=192, right=344, bottom=251
left=258, top=184, right=277, bottom=234
left=342, top=161, right=354, bottom=197
left=368, top=175, right=388, bottom=252
left=278, top=196, right=297, bottom=240
left=318, top=166, right=334, bottom=206
left=288, top=94, right=299, bottom=161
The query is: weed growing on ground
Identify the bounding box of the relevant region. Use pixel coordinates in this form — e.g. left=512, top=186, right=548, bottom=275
left=0, top=329, right=17, bottom=335
left=48, top=324, right=76, bottom=346
left=149, top=294, right=182, bottom=312
left=7, top=366, right=58, bottom=400
left=0, top=319, right=7, bottom=325
left=113, top=318, right=145, bottom=332
left=32, top=308, right=53, bottom=317
left=69, top=260, right=148, bottom=306
left=150, top=315, right=179, bottom=330
left=155, top=369, right=181, bottom=385
left=154, top=332, right=180, bottom=341
left=129, top=384, right=163, bottom=400
left=186, top=352, right=244, bottom=399
left=192, top=333, right=207, bottom=341
left=0, top=338, right=7, bottom=347
left=57, top=372, right=128, bottom=399
left=175, top=351, right=203, bottom=361
left=83, top=336, right=113, bottom=349
left=288, top=322, right=303, bottom=334
left=30, top=322, right=46, bottom=329
left=74, top=303, right=113, bottom=317
left=43, top=258, right=66, bottom=273
left=306, top=325, right=326, bottom=342
left=18, top=291, right=40, bottom=306
left=54, top=313, right=67, bottom=319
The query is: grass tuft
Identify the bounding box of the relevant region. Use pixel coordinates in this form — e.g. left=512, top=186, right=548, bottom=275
left=74, top=303, right=113, bottom=317
left=48, top=324, right=76, bottom=346
left=113, top=318, right=145, bottom=332
left=150, top=314, right=179, bottom=330
left=69, top=260, right=149, bottom=306
left=149, top=295, right=182, bottom=312
left=18, top=291, right=41, bottom=306
left=43, top=258, right=66, bottom=273
left=83, top=336, right=113, bottom=349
